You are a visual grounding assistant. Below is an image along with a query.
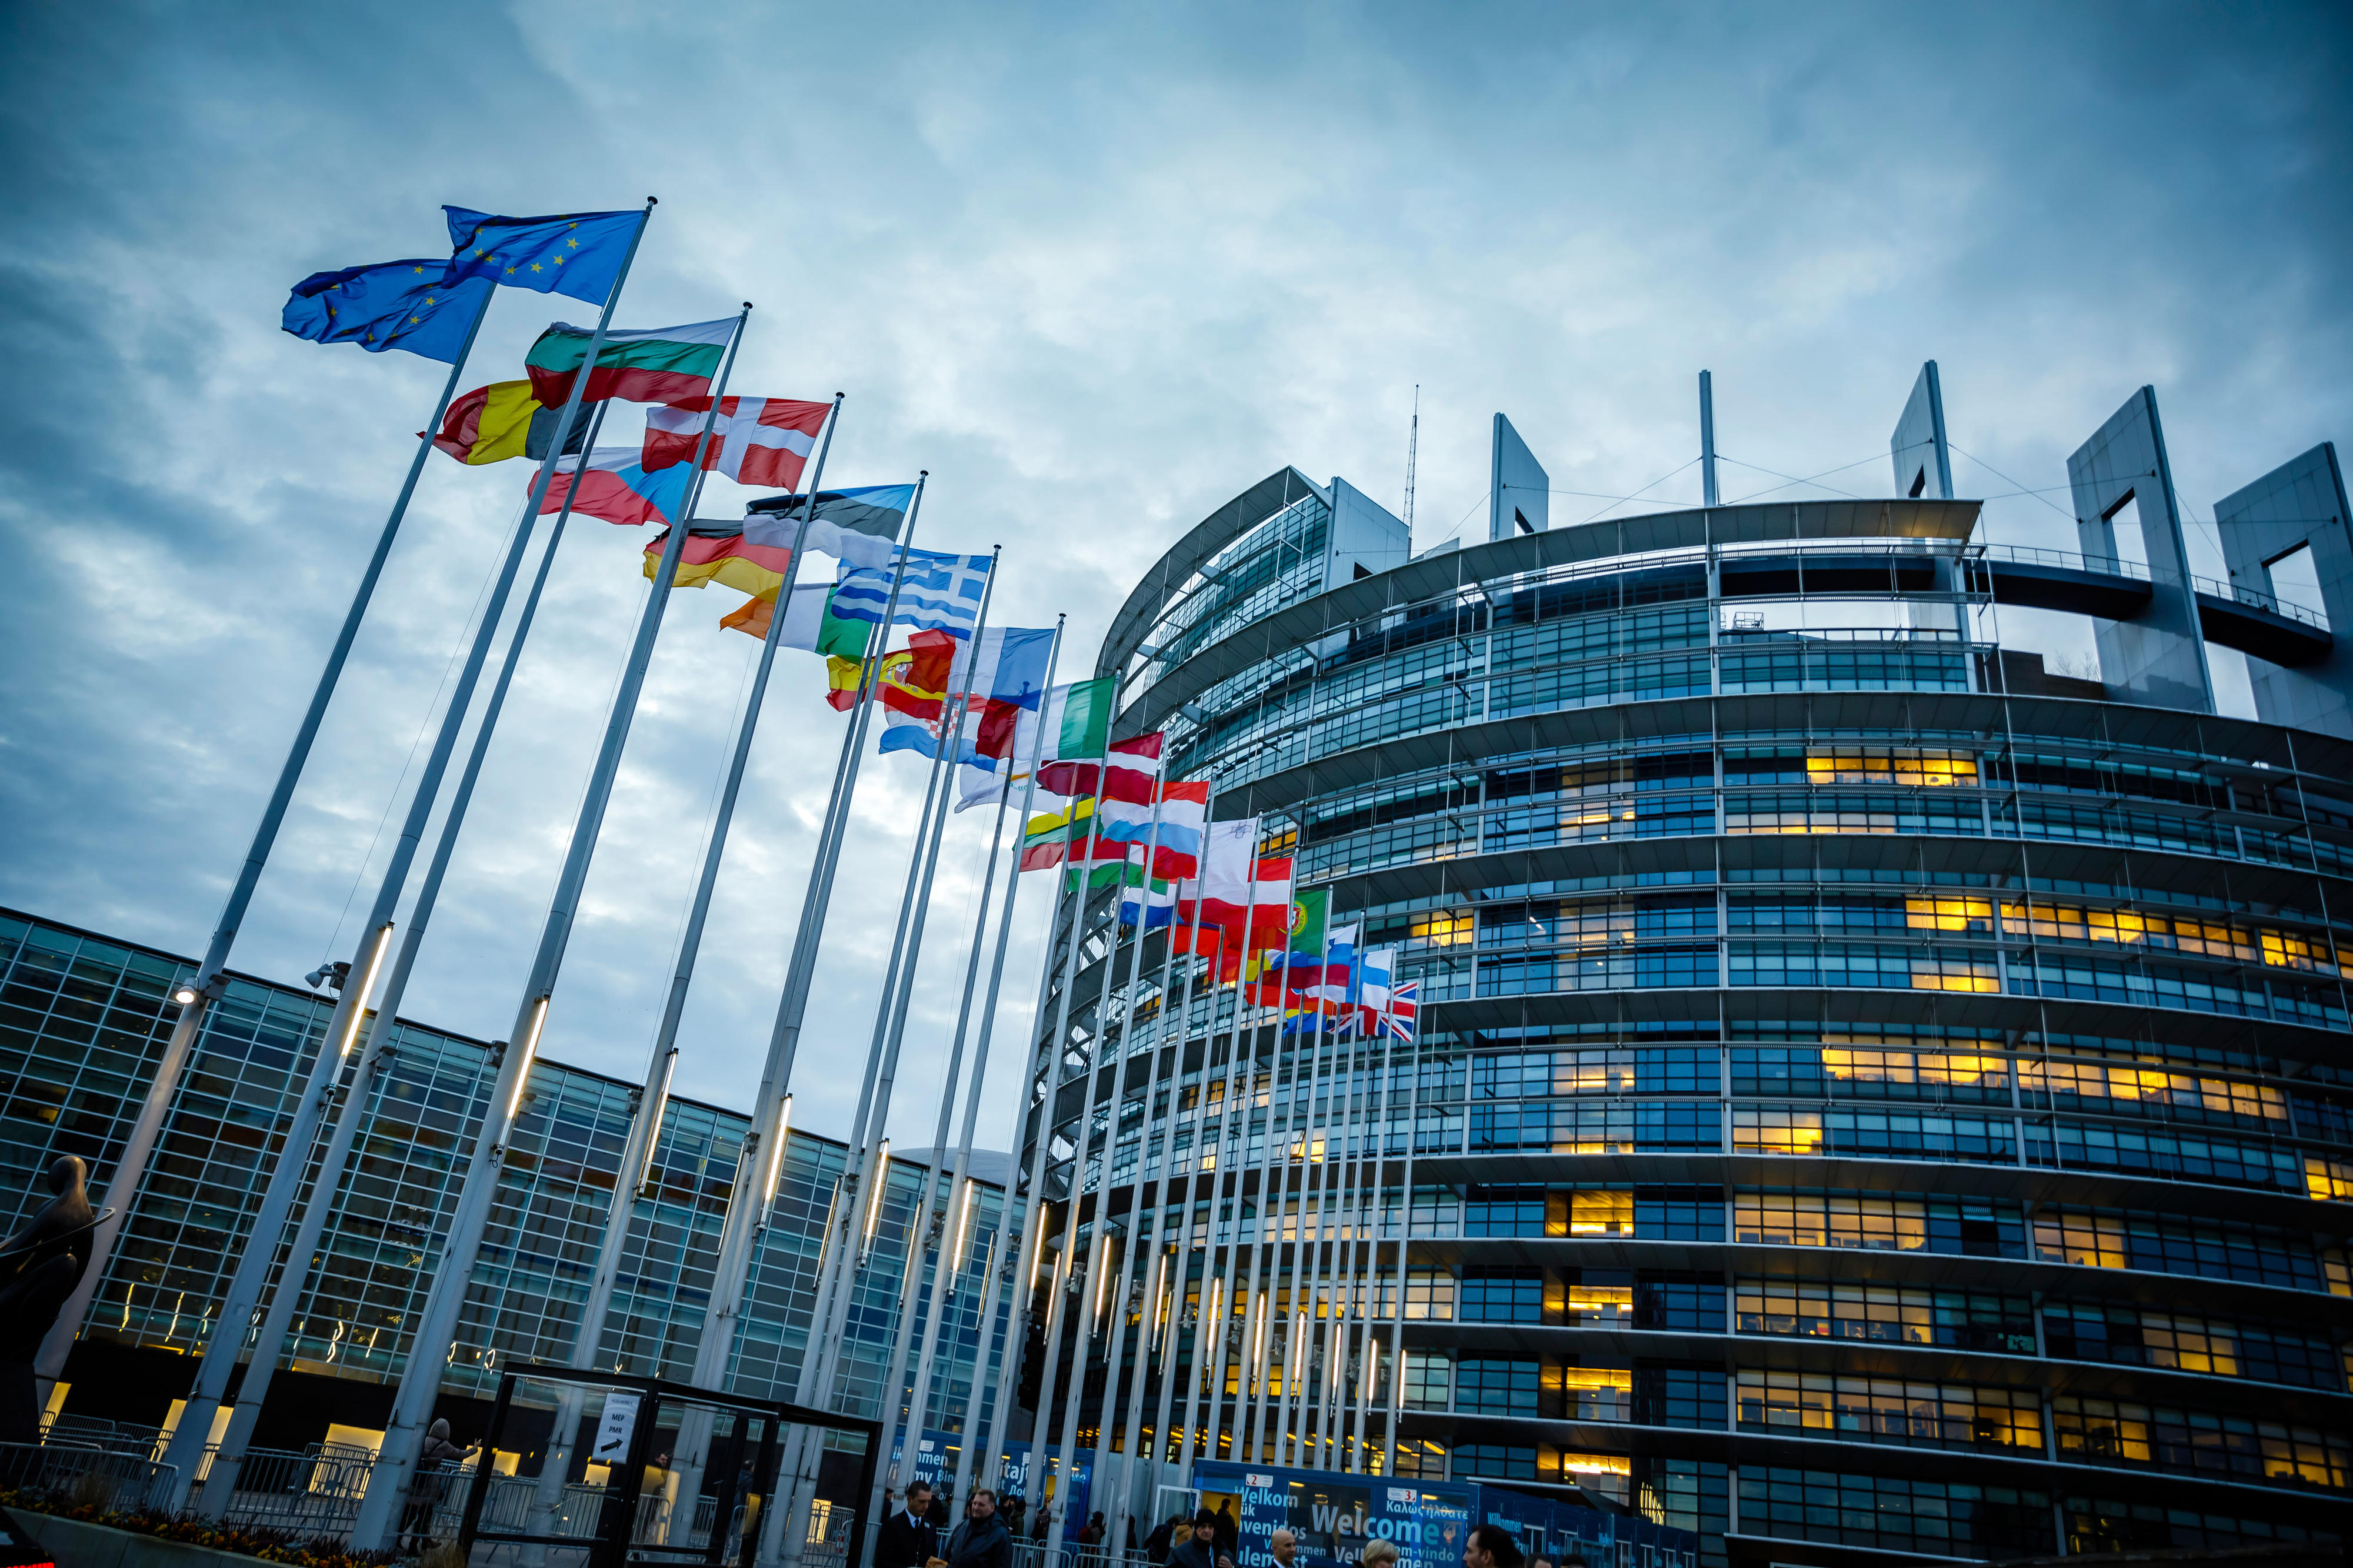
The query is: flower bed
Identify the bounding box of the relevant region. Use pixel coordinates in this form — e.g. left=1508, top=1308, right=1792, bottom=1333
left=0, top=1482, right=405, bottom=1567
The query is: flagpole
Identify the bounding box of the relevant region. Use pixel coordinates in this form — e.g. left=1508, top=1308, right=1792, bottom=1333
left=979, top=742, right=1116, bottom=1549
left=1202, top=867, right=1264, bottom=1469
left=671, top=476, right=931, bottom=1408
left=788, top=556, right=999, bottom=1470
left=200, top=391, right=616, bottom=1516
left=1174, top=919, right=1242, bottom=1478
left=967, top=742, right=1097, bottom=1517
left=1162, top=922, right=1222, bottom=1480
left=1327, top=945, right=1370, bottom=1471
left=1278, top=926, right=1335, bottom=1464
left=1144, top=885, right=1214, bottom=1487
left=551, top=396, right=845, bottom=1533
left=1378, top=993, right=1422, bottom=1476
left=1238, top=905, right=1311, bottom=1467
left=898, top=621, right=1067, bottom=1507
left=351, top=293, right=745, bottom=1553
left=1069, top=790, right=1171, bottom=1546
left=156, top=345, right=628, bottom=1499
left=1035, top=750, right=1142, bottom=1562
left=32, top=270, right=511, bottom=1402
left=1112, top=794, right=1207, bottom=1534
left=184, top=391, right=617, bottom=1511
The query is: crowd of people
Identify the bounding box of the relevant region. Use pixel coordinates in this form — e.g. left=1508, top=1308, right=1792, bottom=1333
left=875, top=1482, right=1586, bottom=1568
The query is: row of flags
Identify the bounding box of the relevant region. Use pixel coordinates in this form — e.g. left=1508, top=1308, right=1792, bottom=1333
left=284, top=201, right=1420, bottom=1046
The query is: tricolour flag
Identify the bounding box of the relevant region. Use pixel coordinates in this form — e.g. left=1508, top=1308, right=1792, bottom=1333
left=953, top=677, right=1118, bottom=813
left=431, top=380, right=588, bottom=465
left=718, top=581, right=873, bottom=657
left=1037, top=732, right=1162, bottom=805
left=444, top=206, right=644, bottom=306
left=831, top=549, right=993, bottom=638
left=744, top=486, right=916, bottom=571
left=1019, top=800, right=1190, bottom=880
left=282, top=261, right=491, bottom=364
left=1118, top=856, right=1179, bottom=929
left=1091, top=780, right=1208, bottom=875
left=1282, top=923, right=1358, bottom=1035
left=643, top=397, right=830, bottom=489
left=646, top=522, right=791, bottom=595
left=525, top=318, right=735, bottom=408
left=547, top=449, right=691, bottom=528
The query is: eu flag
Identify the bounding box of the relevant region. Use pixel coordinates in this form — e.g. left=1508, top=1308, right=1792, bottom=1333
left=443, top=206, right=642, bottom=306
left=282, top=261, right=491, bottom=363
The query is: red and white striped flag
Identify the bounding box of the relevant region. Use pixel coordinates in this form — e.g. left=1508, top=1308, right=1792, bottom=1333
left=642, top=396, right=830, bottom=489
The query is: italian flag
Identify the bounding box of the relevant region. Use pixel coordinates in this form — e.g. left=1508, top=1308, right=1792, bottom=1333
left=954, top=676, right=1118, bottom=813
left=525, top=318, right=735, bottom=408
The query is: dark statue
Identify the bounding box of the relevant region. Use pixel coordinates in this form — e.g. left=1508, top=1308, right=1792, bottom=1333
left=0, top=1156, right=99, bottom=1444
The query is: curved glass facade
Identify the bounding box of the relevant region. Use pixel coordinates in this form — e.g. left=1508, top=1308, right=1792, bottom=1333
left=1013, top=480, right=2353, bottom=1564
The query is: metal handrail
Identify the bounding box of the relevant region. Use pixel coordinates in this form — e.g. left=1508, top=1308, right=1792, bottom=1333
left=1972, top=542, right=2151, bottom=581
left=2194, top=574, right=2329, bottom=632
left=0, top=1440, right=179, bottom=1513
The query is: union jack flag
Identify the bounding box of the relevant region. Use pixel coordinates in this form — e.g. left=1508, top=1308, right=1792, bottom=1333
left=1381, top=979, right=1419, bottom=1041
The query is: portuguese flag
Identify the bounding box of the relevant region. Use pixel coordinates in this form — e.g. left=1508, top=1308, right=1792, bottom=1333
left=525, top=317, right=735, bottom=408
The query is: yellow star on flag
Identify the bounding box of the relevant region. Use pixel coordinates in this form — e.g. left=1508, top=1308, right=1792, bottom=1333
left=567, top=237, right=579, bottom=248
left=552, top=256, right=563, bottom=265
left=529, top=262, right=542, bottom=272
left=413, top=266, right=426, bottom=274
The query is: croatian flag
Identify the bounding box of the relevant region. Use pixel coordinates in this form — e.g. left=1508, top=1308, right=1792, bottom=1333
left=643, top=396, right=831, bottom=490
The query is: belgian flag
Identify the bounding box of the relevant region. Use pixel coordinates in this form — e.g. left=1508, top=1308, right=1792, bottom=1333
left=429, top=381, right=588, bottom=465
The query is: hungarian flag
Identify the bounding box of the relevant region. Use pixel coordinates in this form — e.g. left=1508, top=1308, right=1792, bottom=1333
left=1038, top=732, right=1161, bottom=805
left=433, top=380, right=590, bottom=465
left=643, top=397, right=831, bottom=489
left=525, top=317, right=734, bottom=407
left=644, top=522, right=793, bottom=596
left=545, top=449, right=691, bottom=528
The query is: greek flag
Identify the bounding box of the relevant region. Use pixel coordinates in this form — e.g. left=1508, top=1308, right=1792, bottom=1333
left=830, top=549, right=993, bottom=638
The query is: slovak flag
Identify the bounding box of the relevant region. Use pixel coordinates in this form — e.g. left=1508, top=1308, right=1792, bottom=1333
left=643, top=396, right=831, bottom=490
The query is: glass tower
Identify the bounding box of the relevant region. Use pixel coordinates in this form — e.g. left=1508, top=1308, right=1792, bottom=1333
left=1015, top=445, right=2353, bottom=1562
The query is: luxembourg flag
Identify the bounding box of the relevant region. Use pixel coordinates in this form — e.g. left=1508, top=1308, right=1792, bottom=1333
left=644, top=396, right=831, bottom=489
left=1092, top=779, right=1208, bottom=878
left=541, top=448, right=691, bottom=528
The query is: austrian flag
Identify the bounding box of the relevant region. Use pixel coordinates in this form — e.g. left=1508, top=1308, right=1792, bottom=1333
left=643, top=397, right=830, bottom=491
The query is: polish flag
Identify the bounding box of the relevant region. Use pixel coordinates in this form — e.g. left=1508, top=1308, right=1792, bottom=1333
left=642, top=397, right=831, bottom=490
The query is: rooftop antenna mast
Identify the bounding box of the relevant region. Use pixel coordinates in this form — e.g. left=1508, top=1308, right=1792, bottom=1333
left=1402, top=383, right=1420, bottom=537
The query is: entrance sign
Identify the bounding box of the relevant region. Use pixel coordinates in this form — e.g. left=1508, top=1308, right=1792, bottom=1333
left=592, top=1390, right=641, bottom=1466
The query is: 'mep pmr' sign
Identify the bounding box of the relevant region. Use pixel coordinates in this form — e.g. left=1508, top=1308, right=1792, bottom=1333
left=1192, top=1462, right=1472, bottom=1568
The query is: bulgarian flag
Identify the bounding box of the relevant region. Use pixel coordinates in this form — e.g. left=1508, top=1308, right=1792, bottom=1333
left=547, top=449, right=691, bottom=528
left=1021, top=799, right=1191, bottom=880
left=525, top=317, right=735, bottom=408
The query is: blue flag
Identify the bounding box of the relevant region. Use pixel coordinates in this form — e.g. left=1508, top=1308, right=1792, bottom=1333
left=444, top=206, right=642, bottom=305
left=831, top=549, right=994, bottom=638
left=282, top=261, right=490, bottom=363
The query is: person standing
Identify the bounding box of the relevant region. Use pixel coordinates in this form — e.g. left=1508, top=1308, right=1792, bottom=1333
left=948, top=1488, right=1013, bottom=1568
left=1170, top=1508, right=1236, bottom=1568
left=1270, top=1529, right=1298, bottom=1567
left=1462, top=1526, right=1524, bottom=1568
left=877, top=1480, right=945, bottom=1568
left=1359, top=1542, right=1401, bottom=1568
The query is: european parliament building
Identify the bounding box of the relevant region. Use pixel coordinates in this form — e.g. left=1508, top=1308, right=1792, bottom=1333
left=1016, top=372, right=2353, bottom=1564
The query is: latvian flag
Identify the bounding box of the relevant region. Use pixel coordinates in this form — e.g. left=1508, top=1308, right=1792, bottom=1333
left=643, top=397, right=831, bottom=490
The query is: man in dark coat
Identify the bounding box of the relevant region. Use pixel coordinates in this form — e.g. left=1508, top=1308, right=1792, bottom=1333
left=946, top=1488, right=1014, bottom=1568
left=876, top=1480, right=944, bottom=1568
left=1170, top=1508, right=1237, bottom=1568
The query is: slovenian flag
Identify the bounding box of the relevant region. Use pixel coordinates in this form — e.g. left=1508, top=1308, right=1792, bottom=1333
left=548, top=448, right=692, bottom=528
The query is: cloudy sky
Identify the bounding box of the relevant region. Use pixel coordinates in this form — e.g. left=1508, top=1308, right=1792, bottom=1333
left=3, top=3, right=2347, bottom=1155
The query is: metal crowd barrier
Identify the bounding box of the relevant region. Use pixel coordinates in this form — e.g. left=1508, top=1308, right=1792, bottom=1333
left=0, top=1440, right=179, bottom=1513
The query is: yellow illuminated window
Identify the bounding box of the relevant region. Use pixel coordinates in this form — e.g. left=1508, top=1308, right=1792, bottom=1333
left=1568, top=1190, right=1634, bottom=1236
left=1412, top=909, right=1474, bottom=946
left=2138, top=1312, right=2239, bottom=1376
left=2034, top=1212, right=2128, bottom=1269
left=1732, top=1109, right=1824, bottom=1155
left=2307, top=1157, right=2353, bottom=1204
left=1735, top=1193, right=1928, bottom=1251
left=1804, top=748, right=1978, bottom=786
left=1560, top=1286, right=1633, bottom=1325
left=1907, top=898, right=1996, bottom=933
